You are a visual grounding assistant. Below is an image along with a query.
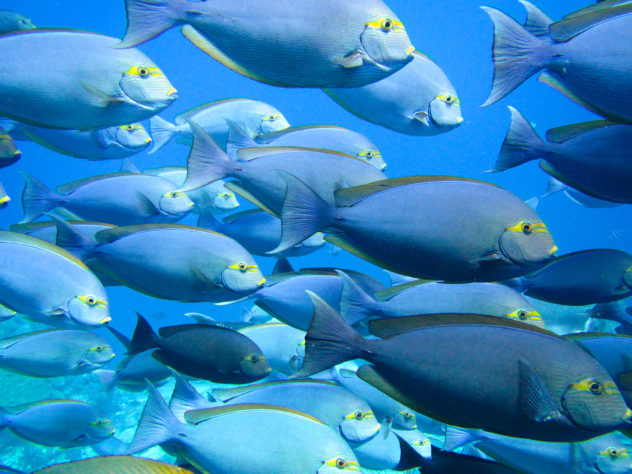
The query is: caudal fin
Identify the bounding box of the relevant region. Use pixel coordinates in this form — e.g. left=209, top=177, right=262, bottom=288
left=294, top=291, right=368, bottom=377
left=337, top=270, right=379, bottom=326
left=48, top=214, right=97, bottom=261
left=128, top=312, right=159, bottom=355
left=148, top=116, right=179, bottom=154
left=226, top=119, right=259, bottom=159
left=269, top=172, right=332, bottom=254
left=126, top=383, right=180, bottom=454
left=489, top=106, right=547, bottom=172
left=169, top=371, right=213, bottom=422
left=20, top=173, right=59, bottom=223
left=519, top=0, right=553, bottom=38
left=118, top=0, right=181, bottom=48
left=481, top=7, right=550, bottom=106
left=176, top=121, right=235, bottom=193
left=95, top=369, right=118, bottom=393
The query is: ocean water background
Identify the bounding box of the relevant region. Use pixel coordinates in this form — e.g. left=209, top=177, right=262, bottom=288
left=0, top=0, right=629, bottom=471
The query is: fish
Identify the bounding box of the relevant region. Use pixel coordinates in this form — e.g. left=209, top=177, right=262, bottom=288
left=127, top=313, right=271, bottom=383
left=33, top=457, right=193, bottom=474
left=176, top=122, right=386, bottom=216
left=143, top=166, right=239, bottom=214
left=0, top=9, right=35, bottom=33
left=542, top=177, right=622, bottom=209
left=0, top=231, right=110, bottom=327
left=0, top=399, right=114, bottom=448
left=119, top=0, right=414, bottom=88
left=4, top=121, right=151, bottom=161
left=273, top=174, right=557, bottom=282
left=419, top=447, right=522, bottom=473
left=198, top=209, right=325, bottom=258
left=491, top=107, right=632, bottom=203
left=149, top=98, right=290, bottom=152
left=228, top=122, right=386, bottom=170
left=0, top=329, right=114, bottom=378
left=0, top=126, right=21, bottom=168
left=0, top=182, right=9, bottom=210
left=445, top=426, right=632, bottom=474
left=0, top=30, right=176, bottom=130
left=20, top=171, right=194, bottom=226
left=127, top=383, right=361, bottom=474
left=508, top=249, right=632, bottom=305
left=298, top=292, right=632, bottom=442
left=482, top=5, right=632, bottom=123
left=338, top=271, right=544, bottom=328
left=53, top=220, right=265, bottom=302
left=324, top=51, right=463, bottom=136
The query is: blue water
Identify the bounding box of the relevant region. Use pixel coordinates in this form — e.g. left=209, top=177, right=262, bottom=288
left=0, top=0, right=629, bottom=471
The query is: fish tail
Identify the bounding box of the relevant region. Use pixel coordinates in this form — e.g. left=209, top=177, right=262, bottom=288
left=481, top=7, right=551, bottom=106
left=196, top=207, right=225, bottom=233
left=126, top=383, right=180, bottom=454
left=92, top=435, right=129, bottom=456
left=443, top=426, right=479, bottom=451
left=500, top=277, right=528, bottom=293
left=269, top=171, right=333, bottom=255
left=48, top=213, right=97, bottom=261
left=117, top=0, right=181, bottom=48
left=176, top=120, right=235, bottom=193
left=489, top=106, right=547, bottom=172
left=519, top=0, right=553, bottom=38
left=128, top=312, right=159, bottom=355
left=336, top=270, right=379, bottom=326
left=226, top=119, right=259, bottom=159
left=294, top=291, right=368, bottom=377
left=95, top=369, right=118, bottom=393
left=169, top=371, right=213, bottom=421
left=19, top=172, right=59, bottom=223
left=148, top=115, right=178, bottom=154
left=272, top=257, right=294, bottom=275
left=543, top=177, right=566, bottom=198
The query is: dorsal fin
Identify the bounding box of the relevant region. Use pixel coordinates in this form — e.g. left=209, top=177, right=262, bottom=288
left=373, top=280, right=430, bottom=302
left=56, top=173, right=140, bottom=194
left=184, top=403, right=325, bottom=425
left=334, top=176, right=496, bottom=207
left=236, top=145, right=359, bottom=162
left=221, top=208, right=265, bottom=224
left=212, top=379, right=336, bottom=402
left=564, top=0, right=632, bottom=19
left=550, top=4, right=632, bottom=41
left=158, top=323, right=239, bottom=338
left=0, top=329, right=61, bottom=350
left=95, top=224, right=227, bottom=244
left=0, top=230, right=89, bottom=270
left=545, top=120, right=619, bottom=143
left=223, top=182, right=279, bottom=217
left=368, top=313, right=558, bottom=339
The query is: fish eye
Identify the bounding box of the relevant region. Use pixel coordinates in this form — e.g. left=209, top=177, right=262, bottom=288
left=445, top=96, right=454, bottom=104
left=336, top=458, right=347, bottom=468
left=518, top=310, right=527, bottom=320
left=589, top=381, right=603, bottom=394
left=354, top=411, right=364, bottom=420
left=125, top=124, right=134, bottom=131
left=381, top=18, right=393, bottom=31
left=402, top=411, right=411, bottom=418
left=250, top=355, right=259, bottom=364
left=521, top=222, right=533, bottom=234
left=609, top=448, right=619, bottom=457
left=168, top=192, right=180, bottom=198
left=86, top=296, right=96, bottom=305
left=138, top=68, right=149, bottom=77
left=237, top=263, right=248, bottom=272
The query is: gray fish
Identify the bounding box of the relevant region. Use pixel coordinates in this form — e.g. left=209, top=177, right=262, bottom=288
left=493, top=107, right=632, bottom=203
left=298, top=292, right=632, bottom=442
left=0, top=30, right=176, bottom=130
left=149, top=98, right=290, bottom=152
left=128, top=313, right=271, bottom=384
left=0, top=399, right=113, bottom=448
left=509, top=249, right=632, bottom=305
left=54, top=220, right=265, bottom=302
left=0, top=329, right=114, bottom=377
left=274, top=174, right=557, bottom=282
left=237, top=323, right=305, bottom=376
left=0, top=127, right=20, bottom=168
left=120, top=0, right=414, bottom=88
left=21, top=172, right=194, bottom=226
left=482, top=5, right=632, bottom=123
left=128, top=384, right=361, bottom=474
left=338, top=272, right=544, bottom=328
left=543, top=177, right=622, bottom=209
left=198, top=209, right=325, bottom=258
left=325, top=51, right=463, bottom=136
left=419, top=447, right=521, bottom=474
left=6, top=121, right=151, bottom=161
left=228, top=123, right=386, bottom=170
left=0, top=231, right=110, bottom=327
left=33, top=457, right=193, bottom=474
left=177, top=122, right=386, bottom=217
left=0, top=10, right=34, bottom=33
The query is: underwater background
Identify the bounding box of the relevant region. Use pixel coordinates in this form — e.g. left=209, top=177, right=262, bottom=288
left=0, top=0, right=629, bottom=471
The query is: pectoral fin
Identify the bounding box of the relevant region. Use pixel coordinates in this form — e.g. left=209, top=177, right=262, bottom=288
left=82, top=82, right=127, bottom=107
left=135, top=192, right=160, bottom=217
left=411, top=111, right=429, bottom=125
left=519, top=358, right=562, bottom=423
left=340, top=51, right=365, bottom=68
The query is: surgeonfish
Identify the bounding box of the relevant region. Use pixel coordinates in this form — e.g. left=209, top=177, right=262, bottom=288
left=119, top=0, right=414, bottom=88
left=0, top=329, right=113, bottom=377
left=0, top=30, right=176, bottom=130
left=507, top=249, right=632, bottom=305
left=324, top=51, right=463, bottom=135
left=0, top=399, right=114, bottom=448
left=0, top=10, right=34, bottom=33
left=149, top=98, right=290, bottom=152
left=0, top=126, right=20, bottom=168
left=492, top=107, right=632, bottom=203
left=0, top=231, right=110, bottom=327
left=297, top=292, right=632, bottom=442
left=273, top=174, right=557, bottom=282
left=127, top=383, right=361, bottom=474
left=33, top=457, right=192, bottom=474
left=20, top=171, right=194, bottom=226
left=127, top=313, right=271, bottom=384
left=543, top=177, right=622, bottom=209
left=482, top=5, right=632, bottom=123
left=52, top=220, right=265, bottom=303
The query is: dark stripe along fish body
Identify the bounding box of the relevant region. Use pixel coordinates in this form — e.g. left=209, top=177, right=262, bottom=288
left=297, top=292, right=631, bottom=442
